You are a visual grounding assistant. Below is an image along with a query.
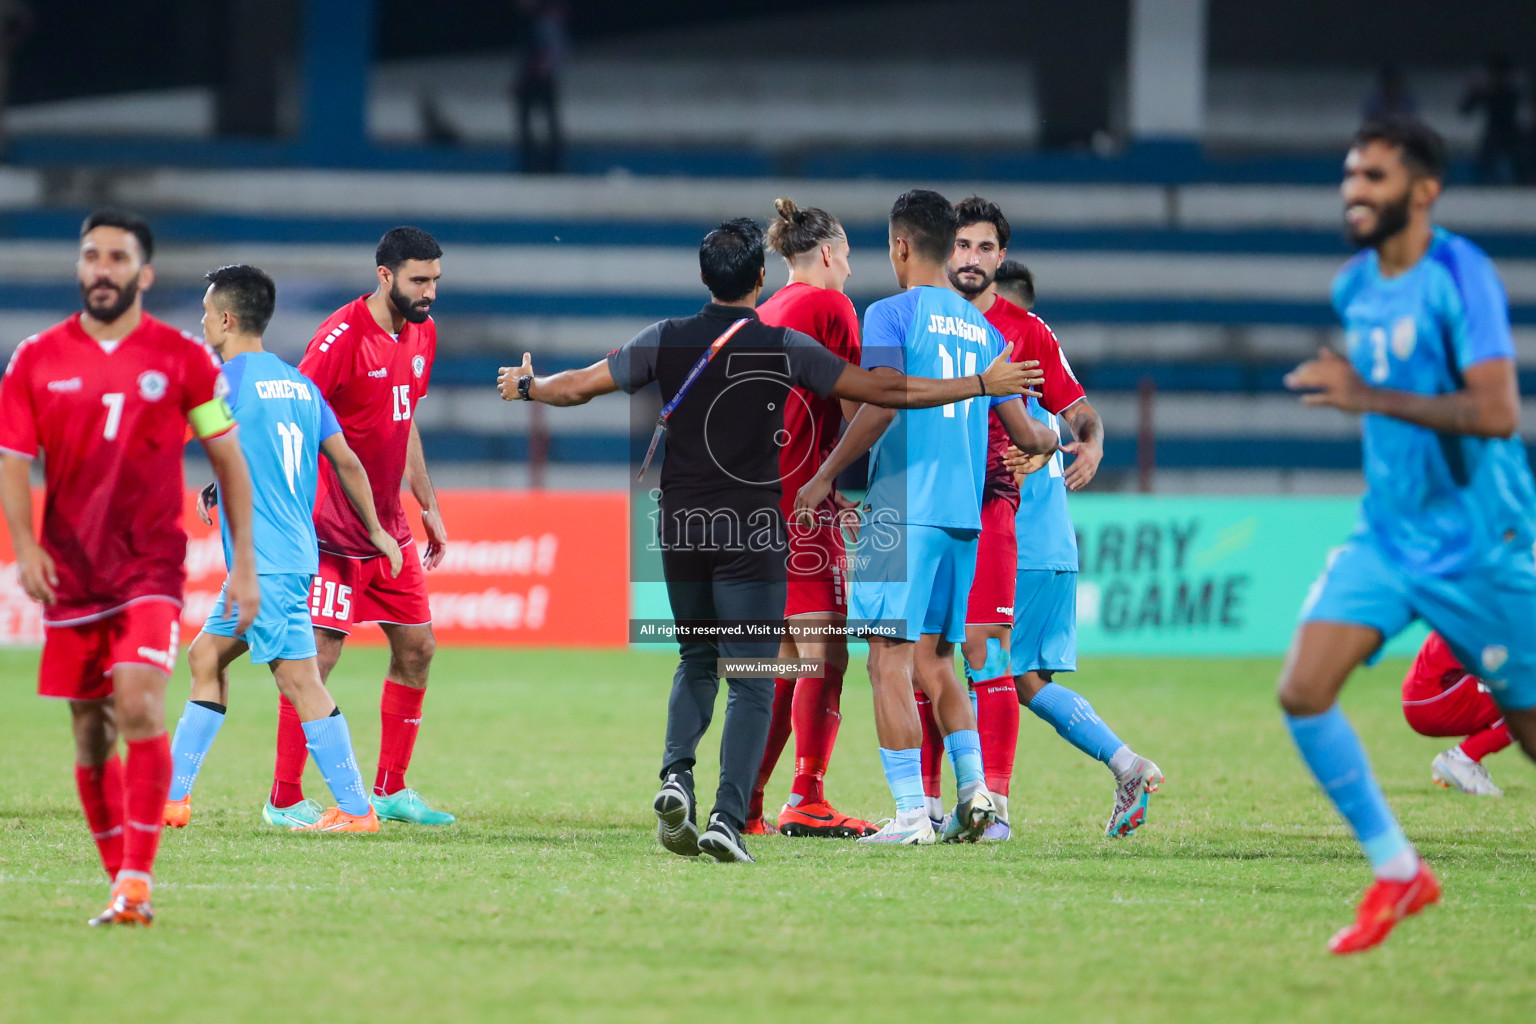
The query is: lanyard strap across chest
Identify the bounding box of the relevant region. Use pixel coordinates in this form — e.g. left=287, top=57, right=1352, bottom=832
left=637, top=317, right=750, bottom=481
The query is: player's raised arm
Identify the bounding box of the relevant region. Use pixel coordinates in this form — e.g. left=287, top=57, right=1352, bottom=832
left=498, top=351, right=623, bottom=407
left=405, top=421, right=447, bottom=570
left=1285, top=347, right=1519, bottom=439
left=321, top=432, right=404, bottom=578
left=827, top=349, right=1042, bottom=409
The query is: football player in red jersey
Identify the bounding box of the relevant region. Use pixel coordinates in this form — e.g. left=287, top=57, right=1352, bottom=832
left=1402, top=631, right=1512, bottom=795
left=744, top=198, right=876, bottom=838
left=0, top=209, right=259, bottom=925
left=274, top=227, right=454, bottom=827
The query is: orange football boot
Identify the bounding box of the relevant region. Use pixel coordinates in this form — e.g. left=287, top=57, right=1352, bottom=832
left=88, top=877, right=153, bottom=927
left=1329, top=862, right=1440, bottom=955
left=163, top=796, right=191, bottom=828
left=742, top=815, right=779, bottom=836
left=778, top=801, right=878, bottom=838
left=292, top=806, right=381, bottom=833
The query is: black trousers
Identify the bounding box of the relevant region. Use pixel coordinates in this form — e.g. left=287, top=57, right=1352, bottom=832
left=659, top=536, right=785, bottom=829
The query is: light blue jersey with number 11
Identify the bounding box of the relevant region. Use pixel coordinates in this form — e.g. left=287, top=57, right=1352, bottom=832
left=218, top=351, right=342, bottom=575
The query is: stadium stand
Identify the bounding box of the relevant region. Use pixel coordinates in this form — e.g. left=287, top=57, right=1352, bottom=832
left=3, top=168, right=1535, bottom=493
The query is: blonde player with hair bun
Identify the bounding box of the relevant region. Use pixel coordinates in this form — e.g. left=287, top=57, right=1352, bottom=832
left=744, top=197, right=878, bottom=839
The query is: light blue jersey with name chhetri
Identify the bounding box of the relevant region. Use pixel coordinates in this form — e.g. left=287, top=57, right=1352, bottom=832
left=861, top=285, right=1017, bottom=531
left=219, top=351, right=342, bottom=575
left=1332, top=227, right=1536, bottom=576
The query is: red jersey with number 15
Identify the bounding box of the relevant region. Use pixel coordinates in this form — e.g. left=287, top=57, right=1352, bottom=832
left=299, top=296, right=435, bottom=557
left=756, top=283, right=861, bottom=513
left=0, top=314, right=230, bottom=625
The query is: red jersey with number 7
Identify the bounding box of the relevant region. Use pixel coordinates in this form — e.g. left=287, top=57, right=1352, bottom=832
left=0, top=314, right=232, bottom=625
left=299, top=296, right=435, bottom=557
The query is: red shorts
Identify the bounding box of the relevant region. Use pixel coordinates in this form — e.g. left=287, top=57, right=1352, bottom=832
left=966, top=497, right=1018, bottom=625
left=1402, top=631, right=1502, bottom=737
left=39, top=598, right=182, bottom=700
left=784, top=515, right=847, bottom=618
left=311, top=542, right=431, bottom=634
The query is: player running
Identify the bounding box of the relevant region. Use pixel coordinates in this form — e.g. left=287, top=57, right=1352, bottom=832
left=163, top=265, right=403, bottom=833
left=795, top=190, right=1059, bottom=846
left=1281, top=115, right=1536, bottom=954
left=1402, top=631, right=1512, bottom=796
left=270, top=227, right=454, bottom=827
left=745, top=198, right=876, bottom=839
left=924, top=197, right=1161, bottom=842
left=0, top=209, right=258, bottom=925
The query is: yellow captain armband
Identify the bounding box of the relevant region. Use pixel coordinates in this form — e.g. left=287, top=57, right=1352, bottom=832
left=189, top=397, right=236, bottom=439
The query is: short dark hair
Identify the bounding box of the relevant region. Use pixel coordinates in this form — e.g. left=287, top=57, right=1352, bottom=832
left=953, top=196, right=1011, bottom=250
left=205, top=264, right=277, bottom=336
left=81, top=208, right=154, bottom=263
left=699, top=218, right=764, bottom=302
left=889, top=189, right=957, bottom=264
left=1353, top=115, right=1448, bottom=181
left=376, top=226, right=443, bottom=271
left=995, top=260, right=1035, bottom=308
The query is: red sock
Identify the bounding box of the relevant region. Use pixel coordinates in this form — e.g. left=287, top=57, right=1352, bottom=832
left=271, top=694, right=307, bottom=808
left=790, top=667, right=843, bottom=806
left=750, top=678, right=795, bottom=819
left=973, top=674, right=1020, bottom=796
left=1461, top=719, right=1513, bottom=762
left=375, top=680, right=426, bottom=796
left=74, top=755, right=125, bottom=879
left=121, top=735, right=172, bottom=877
left=915, top=690, right=944, bottom=800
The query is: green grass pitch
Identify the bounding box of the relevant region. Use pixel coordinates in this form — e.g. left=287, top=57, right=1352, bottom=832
left=2, top=647, right=1535, bottom=1024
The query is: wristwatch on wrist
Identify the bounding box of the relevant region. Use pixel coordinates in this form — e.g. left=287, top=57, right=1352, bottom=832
left=517, top=374, right=534, bottom=401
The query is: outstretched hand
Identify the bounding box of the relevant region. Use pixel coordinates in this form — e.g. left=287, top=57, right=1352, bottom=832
left=496, top=352, right=535, bottom=401
left=980, top=352, right=1044, bottom=399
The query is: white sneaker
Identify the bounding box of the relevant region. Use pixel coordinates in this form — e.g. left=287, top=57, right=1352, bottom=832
left=856, top=814, right=936, bottom=846
left=1105, top=755, right=1164, bottom=838
left=1431, top=748, right=1503, bottom=796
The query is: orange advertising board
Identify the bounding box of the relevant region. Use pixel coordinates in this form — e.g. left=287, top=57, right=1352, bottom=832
left=0, top=489, right=629, bottom=648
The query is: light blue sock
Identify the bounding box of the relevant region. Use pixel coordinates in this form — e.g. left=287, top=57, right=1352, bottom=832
left=302, top=711, right=371, bottom=816
left=1285, top=705, right=1412, bottom=871
left=942, top=729, right=985, bottom=801
left=168, top=700, right=225, bottom=801
left=1027, top=682, right=1124, bottom=764
left=878, top=747, right=926, bottom=815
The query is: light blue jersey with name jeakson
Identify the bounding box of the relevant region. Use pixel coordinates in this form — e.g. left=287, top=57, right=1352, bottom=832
left=219, top=351, right=342, bottom=575
left=861, top=286, right=1016, bottom=531
left=1333, top=227, right=1536, bottom=576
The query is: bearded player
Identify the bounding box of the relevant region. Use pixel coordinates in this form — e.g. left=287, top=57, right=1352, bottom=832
left=268, top=226, right=454, bottom=827
left=162, top=265, right=404, bottom=834
left=743, top=198, right=876, bottom=839
left=796, top=189, right=1059, bottom=845
left=1281, top=116, right=1536, bottom=954
left=922, top=197, right=1161, bottom=841
left=1401, top=631, right=1512, bottom=796
left=0, top=209, right=259, bottom=925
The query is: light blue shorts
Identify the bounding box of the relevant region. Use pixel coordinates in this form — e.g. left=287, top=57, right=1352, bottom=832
left=1302, top=536, right=1536, bottom=710
left=202, top=572, right=318, bottom=665
left=1010, top=568, right=1078, bottom=676
left=849, top=524, right=978, bottom=643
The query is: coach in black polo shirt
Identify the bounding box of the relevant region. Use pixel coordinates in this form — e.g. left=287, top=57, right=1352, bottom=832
left=498, top=218, right=1044, bottom=863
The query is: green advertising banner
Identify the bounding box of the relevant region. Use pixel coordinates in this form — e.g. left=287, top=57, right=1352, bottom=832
left=628, top=494, right=1430, bottom=658
left=1068, top=495, right=1424, bottom=657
